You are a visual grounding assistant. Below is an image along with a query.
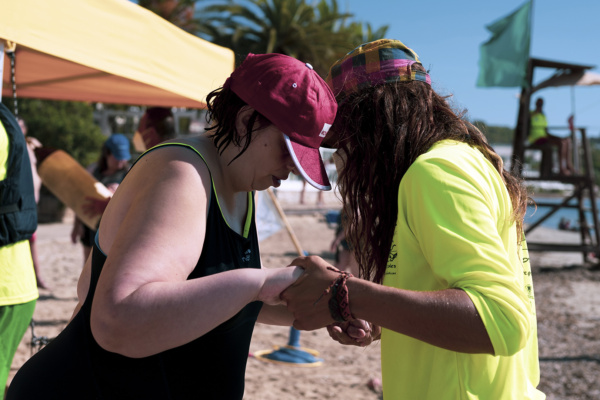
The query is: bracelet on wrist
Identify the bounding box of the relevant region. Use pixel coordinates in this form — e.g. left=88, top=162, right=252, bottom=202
left=315, top=266, right=354, bottom=322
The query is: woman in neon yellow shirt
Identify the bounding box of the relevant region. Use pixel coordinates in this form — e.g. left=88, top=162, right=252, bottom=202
left=282, top=39, right=545, bottom=399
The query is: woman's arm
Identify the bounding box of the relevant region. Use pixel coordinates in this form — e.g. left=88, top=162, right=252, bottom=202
left=256, top=257, right=296, bottom=326
left=281, top=256, right=494, bottom=354
left=257, top=304, right=294, bottom=326
left=87, top=147, right=299, bottom=358
left=70, top=217, right=84, bottom=244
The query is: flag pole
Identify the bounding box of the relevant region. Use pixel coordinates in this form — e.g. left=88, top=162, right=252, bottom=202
left=529, top=0, right=534, bottom=42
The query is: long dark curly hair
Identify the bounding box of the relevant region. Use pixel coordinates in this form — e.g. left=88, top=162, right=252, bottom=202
left=205, top=86, right=271, bottom=164
left=333, top=65, right=529, bottom=284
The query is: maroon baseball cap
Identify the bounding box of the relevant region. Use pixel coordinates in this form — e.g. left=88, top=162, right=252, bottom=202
left=227, top=53, right=337, bottom=190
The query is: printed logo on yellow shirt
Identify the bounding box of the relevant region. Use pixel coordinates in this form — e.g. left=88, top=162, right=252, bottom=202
left=385, top=243, right=398, bottom=276
left=520, top=239, right=537, bottom=313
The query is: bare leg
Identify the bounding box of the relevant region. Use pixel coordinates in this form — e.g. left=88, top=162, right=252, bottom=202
left=336, top=249, right=360, bottom=277
left=547, top=135, right=573, bottom=175
left=562, top=138, right=574, bottom=173
left=345, top=251, right=360, bottom=277
left=558, top=140, right=570, bottom=175
left=299, top=179, right=306, bottom=204
left=316, top=190, right=324, bottom=207
left=29, top=237, right=48, bottom=289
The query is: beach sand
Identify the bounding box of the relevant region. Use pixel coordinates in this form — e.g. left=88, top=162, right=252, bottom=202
left=8, top=186, right=600, bottom=399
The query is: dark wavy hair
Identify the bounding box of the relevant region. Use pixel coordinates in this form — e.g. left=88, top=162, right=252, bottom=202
left=144, top=107, right=176, bottom=141
left=204, top=86, right=271, bottom=164
left=333, top=65, right=529, bottom=284
left=97, top=142, right=130, bottom=174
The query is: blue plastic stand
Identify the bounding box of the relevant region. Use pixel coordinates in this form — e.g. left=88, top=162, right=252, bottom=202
left=253, top=327, right=323, bottom=366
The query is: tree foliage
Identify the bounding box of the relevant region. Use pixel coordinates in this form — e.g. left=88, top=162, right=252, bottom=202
left=2, top=98, right=106, bottom=167
left=473, top=120, right=515, bottom=144
left=138, top=0, right=199, bottom=33
left=193, top=0, right=388, bottom=76
left=137, top=0, right=389, bottom=76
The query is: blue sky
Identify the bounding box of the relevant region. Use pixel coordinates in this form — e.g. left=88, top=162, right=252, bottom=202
left=342, top=0, right=600, bottom=133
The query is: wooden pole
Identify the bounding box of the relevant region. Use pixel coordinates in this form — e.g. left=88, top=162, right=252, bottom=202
left=266, top=188, right=305, bottom=256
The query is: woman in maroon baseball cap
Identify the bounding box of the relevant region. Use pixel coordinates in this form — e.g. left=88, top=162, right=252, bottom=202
left=8, top=53, right=336, bottom=400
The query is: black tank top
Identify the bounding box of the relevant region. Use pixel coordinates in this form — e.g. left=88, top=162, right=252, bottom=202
left=8, top=144, right=263, bottom=400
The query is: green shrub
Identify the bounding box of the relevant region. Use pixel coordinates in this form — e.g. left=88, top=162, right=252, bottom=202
left=2, top=98, right=106, bottom=167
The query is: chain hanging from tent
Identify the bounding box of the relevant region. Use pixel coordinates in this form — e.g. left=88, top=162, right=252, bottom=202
left=29, top=320, right=52, bottom=356
left=7, top=49, right=18, bottom=117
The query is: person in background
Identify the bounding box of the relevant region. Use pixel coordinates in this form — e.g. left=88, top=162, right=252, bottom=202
left=282, top=39, right=544, bottom=399
left=133, top=107, right=176, bottom=152
left=529, top=97, right=574, bottom=175
left=70, top=134, right=131, bottom=264
left=8, top=52, right=336, bottom=399
left=330, top=211, right=358, bottom=276
left=16, top=117, right=47, bottom=289
left=0, top=104, right=39, bottom=399
left=298, top=175, right=324, bottom=206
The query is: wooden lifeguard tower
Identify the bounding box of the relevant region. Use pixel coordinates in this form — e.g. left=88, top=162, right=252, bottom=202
left=511, top=57, right=600, bottom=263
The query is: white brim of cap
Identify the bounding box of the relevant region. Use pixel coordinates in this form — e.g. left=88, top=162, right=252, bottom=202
left=284, top=134, right=331, bottom=191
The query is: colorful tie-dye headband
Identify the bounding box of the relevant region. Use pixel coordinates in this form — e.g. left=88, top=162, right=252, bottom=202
left=326, top=39, right=431, bottom=104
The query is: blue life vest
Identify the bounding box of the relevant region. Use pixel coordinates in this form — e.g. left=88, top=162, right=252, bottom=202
left=0, top=103, right=37, bottom=246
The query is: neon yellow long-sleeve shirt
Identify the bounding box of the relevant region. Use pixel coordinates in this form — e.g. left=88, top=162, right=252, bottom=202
left=381, top=140, right=544, bottom=399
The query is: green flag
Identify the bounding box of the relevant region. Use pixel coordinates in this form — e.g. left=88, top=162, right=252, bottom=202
left=477, top=1, right=532, bottom=88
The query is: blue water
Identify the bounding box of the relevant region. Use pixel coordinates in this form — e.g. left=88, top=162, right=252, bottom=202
left=526, top=197, right=598, bottom=231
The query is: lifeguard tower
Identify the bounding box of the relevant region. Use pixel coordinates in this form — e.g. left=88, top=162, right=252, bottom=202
left=511, top=57, right=600, bottom=264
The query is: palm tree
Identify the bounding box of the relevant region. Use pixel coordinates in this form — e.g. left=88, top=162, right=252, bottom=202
left=195, top=0, right=386, bottom=77
left=138, top=0, right=388, bottom=77
left=138, top=0, right=199, bottom=33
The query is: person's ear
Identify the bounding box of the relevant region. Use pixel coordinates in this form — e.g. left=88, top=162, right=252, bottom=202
left=235, top=106, right=255, bottom=137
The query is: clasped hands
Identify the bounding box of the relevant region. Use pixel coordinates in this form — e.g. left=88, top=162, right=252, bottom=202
left=279, top=255, right=380, bottom=347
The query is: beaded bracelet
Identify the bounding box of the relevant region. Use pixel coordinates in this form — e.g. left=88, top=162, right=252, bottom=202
left=314, top=266, right=354, bottom=322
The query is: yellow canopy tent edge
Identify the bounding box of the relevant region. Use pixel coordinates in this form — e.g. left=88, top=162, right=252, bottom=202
left=0, top=0, right=234, bottom=108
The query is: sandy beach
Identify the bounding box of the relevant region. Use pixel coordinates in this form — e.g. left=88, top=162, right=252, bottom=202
left=8, top=185, right=600, bottom=399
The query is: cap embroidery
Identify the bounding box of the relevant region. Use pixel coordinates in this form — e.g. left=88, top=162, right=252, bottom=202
left=319, top=123, right=332, bottom=138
